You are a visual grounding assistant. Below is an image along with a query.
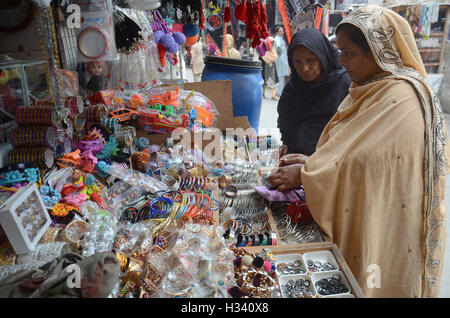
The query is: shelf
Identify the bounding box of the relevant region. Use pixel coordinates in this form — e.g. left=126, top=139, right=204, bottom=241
left=424, top=63, right=440, bottom=66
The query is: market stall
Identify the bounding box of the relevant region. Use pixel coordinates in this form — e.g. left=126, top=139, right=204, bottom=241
left=0, top=0, right=363, bottom=299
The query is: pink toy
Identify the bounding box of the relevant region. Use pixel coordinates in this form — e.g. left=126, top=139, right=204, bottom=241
left=63, top=193, right=88, bottom=207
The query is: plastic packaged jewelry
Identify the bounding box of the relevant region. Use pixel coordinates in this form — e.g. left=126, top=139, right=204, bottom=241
left=113, top=222, right=152, bottom=257
left=100, top=161, right=168, bottom=193
left=80, top=201, right=118, bottom=257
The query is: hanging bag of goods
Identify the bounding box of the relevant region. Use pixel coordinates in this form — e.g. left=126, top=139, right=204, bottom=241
left=10, top=126, right=57, bottom=148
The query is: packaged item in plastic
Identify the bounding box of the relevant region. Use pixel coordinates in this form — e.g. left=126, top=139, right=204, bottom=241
left=104, top=181, right=145, bottom=218
left=80, top=201, right=118, bottom=257
left=181, top=90, right=219, bottom=129
left=99, top=161, right=168, bottom=193
left=113, top=222, right=152, bottom=257
left=75, top=2, right=116, bottom=63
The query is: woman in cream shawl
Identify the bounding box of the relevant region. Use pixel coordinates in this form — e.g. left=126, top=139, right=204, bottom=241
left=269, top=5, right=449, bottom=298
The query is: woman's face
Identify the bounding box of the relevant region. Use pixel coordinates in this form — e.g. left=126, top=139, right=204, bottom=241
left=336, top=31, right=383, bottom=83
left=292, top=45, right=323, bottom=82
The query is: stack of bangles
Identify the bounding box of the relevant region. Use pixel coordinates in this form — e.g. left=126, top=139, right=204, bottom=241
left=223, top=219, right=276, bottom=247
left=231, top=231, right=277, bottom=247
left=178, top=177, right=217, bottom=192
left=121, top=190, right=220, bottom=224
left=169, top=190, right=219, bottom=222
left=149, top=197, right=173, bottom=219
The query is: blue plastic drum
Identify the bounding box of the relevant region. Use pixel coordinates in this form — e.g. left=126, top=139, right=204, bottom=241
left=201, top=56, right=263, bottom=131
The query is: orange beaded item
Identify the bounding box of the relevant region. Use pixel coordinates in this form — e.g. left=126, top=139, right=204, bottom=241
left=51, top=203, right=78, bottom=217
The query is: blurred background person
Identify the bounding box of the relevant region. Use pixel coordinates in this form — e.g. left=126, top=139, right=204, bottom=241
left=260, top=36, right=279, bottom=100
left=190, top=36, right=205, bottom=82
left=274, top=26, right=290, bottom=97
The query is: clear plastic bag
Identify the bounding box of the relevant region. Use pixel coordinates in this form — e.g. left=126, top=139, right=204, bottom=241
left=104, top=181, right=146, bottom=218
left=99, top=161, right=168, bottom=193
left=80, top=201, right=118, bottom=257
left=113, top=222, right=152, bottom=257
left=180, top=90, right=220, bottom=129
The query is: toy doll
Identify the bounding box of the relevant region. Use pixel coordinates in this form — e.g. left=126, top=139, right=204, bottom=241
left=86, top=61, right=107, bottom=96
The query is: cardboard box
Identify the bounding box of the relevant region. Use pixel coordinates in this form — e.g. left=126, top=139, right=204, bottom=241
left=136, top=80, right=254, bottom=147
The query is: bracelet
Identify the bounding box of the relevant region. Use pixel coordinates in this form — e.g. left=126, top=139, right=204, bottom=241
left=270, top=231, right=277, bottom=246
left=219, top=174, right=231, bottom=189
left=253, top=234, right=261, bottom=246
left=237, top=234, right=248, bottom=247
left=261, top=233, right=268, bottom=246
left=247, top=235, right=255, bottom=246
left=149, top=197, right=173, bottom=218
left=224, top=185, right=238, bottom=198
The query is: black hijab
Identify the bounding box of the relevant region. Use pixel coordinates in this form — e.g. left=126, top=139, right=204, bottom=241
left=277, top=28, right=351, bottom=156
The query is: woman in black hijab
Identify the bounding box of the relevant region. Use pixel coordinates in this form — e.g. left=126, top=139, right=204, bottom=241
left=277, top=28, right=351, bottom=156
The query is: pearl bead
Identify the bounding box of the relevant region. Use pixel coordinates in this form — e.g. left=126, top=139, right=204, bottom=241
left=241, top=254, right=253, bottom=267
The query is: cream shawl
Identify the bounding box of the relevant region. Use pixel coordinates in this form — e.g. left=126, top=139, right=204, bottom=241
left=301, top=5, right=449, bottom=298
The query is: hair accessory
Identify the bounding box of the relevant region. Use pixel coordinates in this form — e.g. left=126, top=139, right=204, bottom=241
left=39, top=185, right=61, bottom=207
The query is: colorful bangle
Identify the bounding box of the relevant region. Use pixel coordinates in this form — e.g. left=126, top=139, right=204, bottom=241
left=224, top=185, right=238, bottom=198
left=261, top=233, right=268, bottom=246
left=149, top=197, right=173, bottom=218
left=270, top=231, right=277, bottom=246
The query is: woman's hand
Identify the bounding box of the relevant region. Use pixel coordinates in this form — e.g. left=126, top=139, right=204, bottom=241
left=279, top=153, right=309, bottom=167
left=268, top=163, right=303, bottom=192
left=278, top=145, right=288, bottom=158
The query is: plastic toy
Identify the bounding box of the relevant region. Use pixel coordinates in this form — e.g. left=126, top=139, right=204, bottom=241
left=149, top=88, right=180, bottom=107
left=0, top=168, right=40, bottom=186
left=148, top=104, right=175, bottom=117
left=137, top=109, right=190, bottom=134
left=110, top=108, right=138, bottom=122
left=56, top=149, right=83, bottom=169
left=130, top=94, right=145, bottom=109
left=88, top=89, right=115, bottom=107
left=96, top=136, right=119, bottom=159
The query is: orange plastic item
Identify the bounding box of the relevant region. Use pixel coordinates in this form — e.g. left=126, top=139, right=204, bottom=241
left=110, top=108, right=138, bottom=122
left=57, top=149, right=82, bottom=168
left=90, top=192, right=105, bottom=208
left=193, top=106, right=214, bottom=127
left=149, top=88, right=180, bottom=107
left=88, top=89, right=115, bottom=107
left=51, top=203, right=78, bottom=217
left=130, top=94, right=145, bottom=109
